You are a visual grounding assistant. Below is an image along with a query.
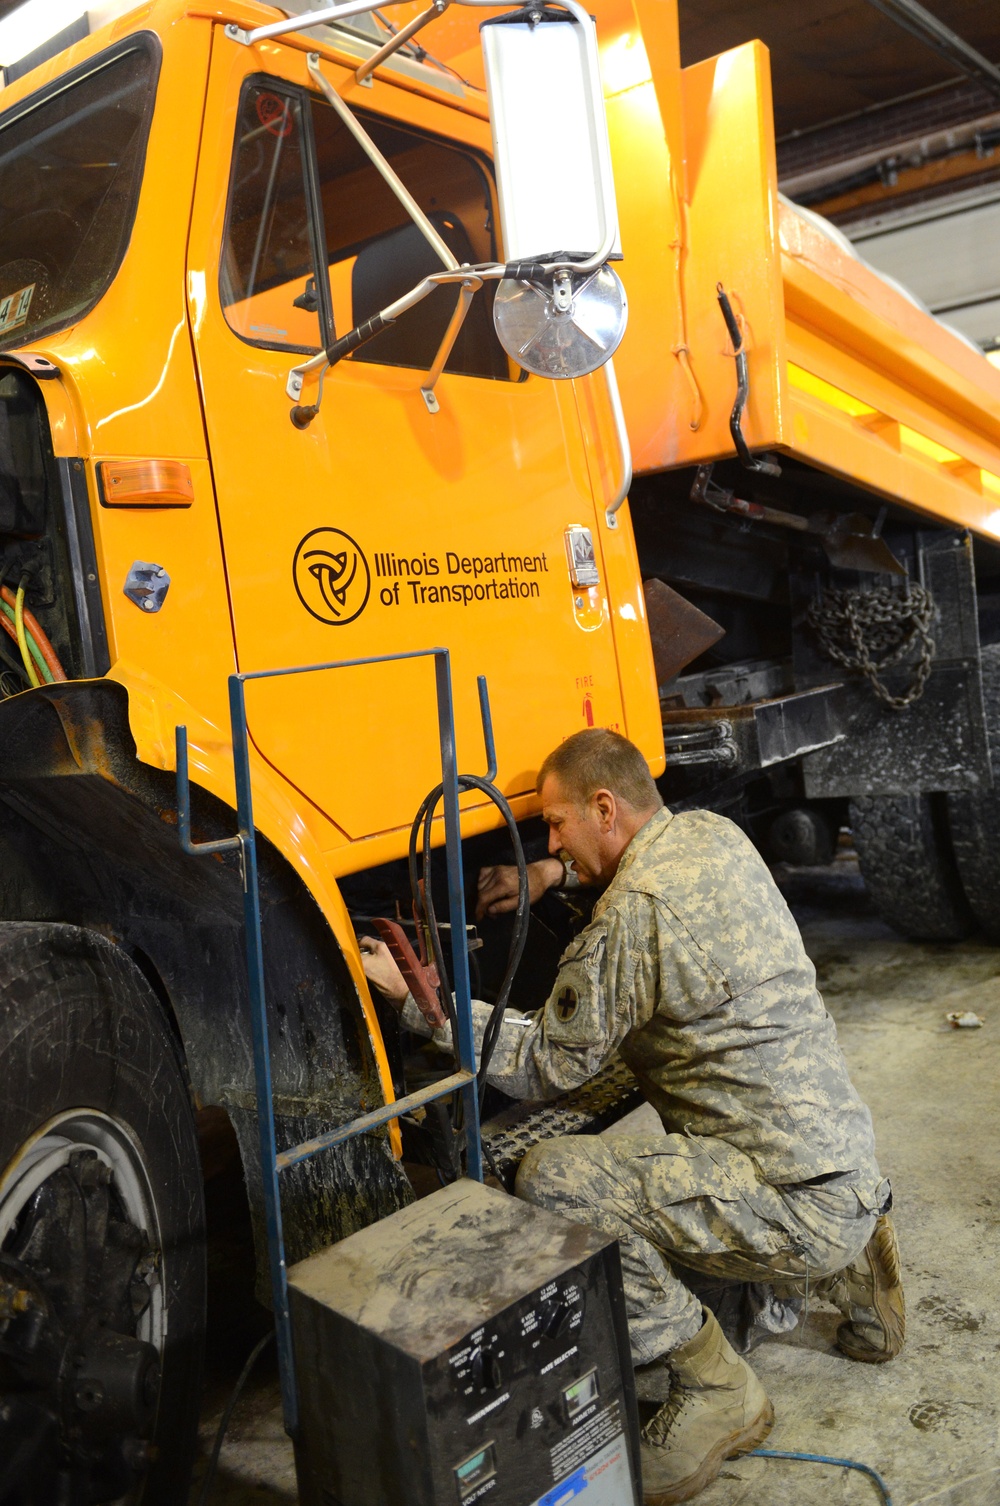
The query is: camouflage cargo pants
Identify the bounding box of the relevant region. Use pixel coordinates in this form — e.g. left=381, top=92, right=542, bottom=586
left=516, top=1132, right=883, bottom=1363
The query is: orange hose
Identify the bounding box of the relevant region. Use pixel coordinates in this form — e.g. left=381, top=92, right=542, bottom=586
left=0, top=586, right=66, bottom=681
left=0, top=610, right=20, bottom=649
left=673, top=344, right=704, bottom=432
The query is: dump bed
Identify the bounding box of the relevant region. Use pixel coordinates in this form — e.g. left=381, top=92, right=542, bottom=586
left=601, top=1, right=1000, bottom=541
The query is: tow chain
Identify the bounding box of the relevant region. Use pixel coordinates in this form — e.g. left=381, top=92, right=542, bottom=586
left=807, top=582, right=936, bottom=710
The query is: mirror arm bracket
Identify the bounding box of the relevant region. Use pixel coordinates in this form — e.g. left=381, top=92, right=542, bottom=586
left=355, top=0, right=450, bottom=84
left=306, top=54, right=459, bottom=274
left=287, top=270, right=485, bottom=423
left=225, top=0, right=414, bottom=47
left=421, top=278, right=481, bottom=413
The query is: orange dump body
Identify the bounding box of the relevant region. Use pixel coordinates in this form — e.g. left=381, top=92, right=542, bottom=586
left=600, top=0, right=1000, bottom=539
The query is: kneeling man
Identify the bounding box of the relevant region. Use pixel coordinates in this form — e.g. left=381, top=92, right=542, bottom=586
left=361, top=729, right=904, bottom=1505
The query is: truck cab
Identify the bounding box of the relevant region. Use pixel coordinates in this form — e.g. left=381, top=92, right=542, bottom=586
left=0, top=4, right=661, bottom=1497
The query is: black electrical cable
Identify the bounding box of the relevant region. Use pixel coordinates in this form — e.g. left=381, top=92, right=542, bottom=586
left=0, top=638, right=26, bottom=687
left=407, top=771, right=531, bottom=1137
left=195, top=1330, right=274, bottom=1506
left=405, top=788, right=465, bottom=1178
left=482, top=1137, right=504, bottom=1184
left=0, top=562, right=22, bottom=686
left=420, top=774, right=529, bottom=1097
left=408, top=787, right=459, bottom=1043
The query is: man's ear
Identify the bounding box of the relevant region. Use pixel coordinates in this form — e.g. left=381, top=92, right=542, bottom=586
left=593, top=789, right=617, bottom=830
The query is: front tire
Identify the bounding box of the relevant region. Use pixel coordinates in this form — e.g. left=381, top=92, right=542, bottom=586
left=0, top=923, right=206, bottom=1504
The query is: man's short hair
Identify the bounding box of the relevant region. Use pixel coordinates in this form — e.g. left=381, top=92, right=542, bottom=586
left=537, top=729, right=662, bottom=812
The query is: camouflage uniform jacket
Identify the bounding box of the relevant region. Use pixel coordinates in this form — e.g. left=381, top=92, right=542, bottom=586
left=402, top=806, right=880, bottom=1188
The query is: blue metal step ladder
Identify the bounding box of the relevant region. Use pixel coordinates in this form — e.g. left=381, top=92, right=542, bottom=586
left=176, top=648, right=491, bottom=1436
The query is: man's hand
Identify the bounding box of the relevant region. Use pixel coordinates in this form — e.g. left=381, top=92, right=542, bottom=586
left=359, top=936, right=409, bottom=1005
left=476, top=857, right=564, bottom=920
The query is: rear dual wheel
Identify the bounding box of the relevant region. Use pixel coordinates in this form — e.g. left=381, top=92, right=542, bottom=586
left=849, top=794, right=974, bottom=942
left=0, top=924, right=206, bottom=1505
left=851, top=645, right=1000, bottom=942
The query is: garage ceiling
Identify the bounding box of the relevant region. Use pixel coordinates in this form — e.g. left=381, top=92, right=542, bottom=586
left=1, top=1, right=992, bottom=152
left=677, top=2, right=999, bottom=215
left=679, top=0, right=998, bottom=139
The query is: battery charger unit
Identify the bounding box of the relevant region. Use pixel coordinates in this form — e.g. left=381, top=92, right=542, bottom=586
left=288, top=1178, right=641, bottom=1506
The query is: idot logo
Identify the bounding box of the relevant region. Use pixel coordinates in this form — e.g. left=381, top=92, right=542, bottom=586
left=292, top=528, right=371, bottom=625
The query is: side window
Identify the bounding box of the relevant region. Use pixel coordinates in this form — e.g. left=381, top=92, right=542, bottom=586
left=309, top=101, right=510, bottom=381
left=0, top=41, right=158, bottom=352
left=221, top=86, right=324, bottom=352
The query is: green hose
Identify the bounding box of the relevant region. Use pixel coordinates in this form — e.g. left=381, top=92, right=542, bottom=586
left=0, top=599, right=53, bottom=685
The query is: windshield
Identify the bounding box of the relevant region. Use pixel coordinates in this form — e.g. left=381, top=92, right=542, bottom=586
left=0, top=40, right=158, bottom=351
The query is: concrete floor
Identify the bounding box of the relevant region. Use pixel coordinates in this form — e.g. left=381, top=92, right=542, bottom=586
left=190, top=851, right=1000, bottom=1506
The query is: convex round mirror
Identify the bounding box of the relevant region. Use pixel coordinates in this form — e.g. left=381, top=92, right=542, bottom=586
left=493, top=264, right=627, bottom=379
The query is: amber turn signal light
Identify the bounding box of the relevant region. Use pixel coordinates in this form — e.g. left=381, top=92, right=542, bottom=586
left=98, top=459, right=194, bottom=508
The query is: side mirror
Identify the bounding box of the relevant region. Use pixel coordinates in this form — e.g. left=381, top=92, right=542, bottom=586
left=480, top=3, right=627, bottom=378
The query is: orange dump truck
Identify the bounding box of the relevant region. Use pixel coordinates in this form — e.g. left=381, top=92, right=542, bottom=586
left=437, top=0, right=999, bottom=952
left=3, top=0, right=1000, bottom=1496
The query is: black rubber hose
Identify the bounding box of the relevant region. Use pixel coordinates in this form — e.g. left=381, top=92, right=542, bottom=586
left=716, top=282, right=743, bottom=352
left=420, top=792, right=458, bottom=1042
left=407, top=774, right=531, bottom=1113
left=715, top=281, right=782, bottom=479
left=195, top=1330, right=274, bottom=1505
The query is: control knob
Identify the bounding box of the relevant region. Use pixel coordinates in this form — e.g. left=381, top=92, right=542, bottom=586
left=540, top=1299, right=572, bottom=1342
left=471, top=1344, right=503, bottom=1392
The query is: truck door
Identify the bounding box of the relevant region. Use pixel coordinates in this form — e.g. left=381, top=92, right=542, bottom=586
left=188, top=36, right=629, bottom=843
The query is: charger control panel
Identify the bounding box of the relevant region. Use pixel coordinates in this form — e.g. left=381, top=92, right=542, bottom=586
left=289, top=1180, right=640, bottom=1506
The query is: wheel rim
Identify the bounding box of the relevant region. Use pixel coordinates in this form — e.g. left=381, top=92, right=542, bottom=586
left=0, top=1110, right=166, bottom=1503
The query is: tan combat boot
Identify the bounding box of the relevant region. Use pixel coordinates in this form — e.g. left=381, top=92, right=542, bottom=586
left=822, top=1213, right=905, bottom=1363
left=640, top=1309, right=774, bottom=1505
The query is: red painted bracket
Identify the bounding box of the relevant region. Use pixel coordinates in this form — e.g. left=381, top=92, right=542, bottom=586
left=371, top=916, right=447, bottom=1029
